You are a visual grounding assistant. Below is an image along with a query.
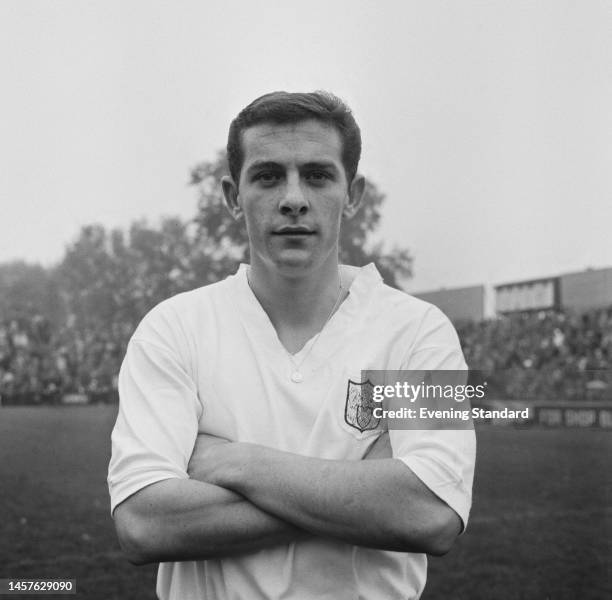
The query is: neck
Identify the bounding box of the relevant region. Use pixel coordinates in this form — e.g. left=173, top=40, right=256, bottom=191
left=247, top=258, right=344, bottom=330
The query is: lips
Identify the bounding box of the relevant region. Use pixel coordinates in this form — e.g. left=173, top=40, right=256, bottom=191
left=272, top=226, right=316, bottom=236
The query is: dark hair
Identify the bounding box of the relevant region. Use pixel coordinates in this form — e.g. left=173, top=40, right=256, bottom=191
left=226, top=90, right=361, bottom=185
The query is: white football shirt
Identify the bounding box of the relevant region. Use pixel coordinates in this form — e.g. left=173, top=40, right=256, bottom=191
left=108, top=263, right=476, bottom=600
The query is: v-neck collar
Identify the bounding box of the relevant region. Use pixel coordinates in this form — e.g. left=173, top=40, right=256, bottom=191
left=227, top=263, right=383, bottom=365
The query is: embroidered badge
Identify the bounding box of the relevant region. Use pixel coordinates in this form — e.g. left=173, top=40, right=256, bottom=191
left=344, top=379, right=381, bottom=433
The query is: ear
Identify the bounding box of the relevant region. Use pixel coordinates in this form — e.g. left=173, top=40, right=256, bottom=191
left=343, top=174, right=366, bottom=219
left=222, top=176, right=243, bottom=220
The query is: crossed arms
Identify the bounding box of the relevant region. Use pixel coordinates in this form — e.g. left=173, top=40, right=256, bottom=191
left=113, top=433, right=462, bottom=565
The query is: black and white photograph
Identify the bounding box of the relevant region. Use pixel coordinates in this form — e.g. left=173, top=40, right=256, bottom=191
left=1, top=2, right=611, bottom=599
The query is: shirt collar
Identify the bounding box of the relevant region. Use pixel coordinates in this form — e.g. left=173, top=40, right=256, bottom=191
left=234, top=262, right=382, bottom=296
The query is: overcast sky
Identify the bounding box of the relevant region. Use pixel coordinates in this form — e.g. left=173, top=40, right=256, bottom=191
left=2, top=1, right=611, bottom=294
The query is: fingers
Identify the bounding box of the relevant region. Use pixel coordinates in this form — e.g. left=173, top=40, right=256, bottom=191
left=363, top=432, right=392, bottom=460
left=188, top=434, right=229, bottom=480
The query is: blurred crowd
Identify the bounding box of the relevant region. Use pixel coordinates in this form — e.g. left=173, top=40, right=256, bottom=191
left=1, top=305, right=611, bottom=405
left=0, top=315, right=135, bottom=405
left=458, top=306, right=612, bottom=402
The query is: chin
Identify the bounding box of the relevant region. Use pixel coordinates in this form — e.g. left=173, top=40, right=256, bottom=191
left=257, top=244, right=338, bottom=277
left=270, top=250, right=319, bottom=275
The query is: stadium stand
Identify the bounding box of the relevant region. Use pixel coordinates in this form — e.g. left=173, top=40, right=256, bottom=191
left=0, top=315, right=131, bottom=405
left=458, top=307, right=612, bottom=402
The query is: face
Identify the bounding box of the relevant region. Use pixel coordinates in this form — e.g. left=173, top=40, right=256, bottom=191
left=222, top=119, right=364, bottom=277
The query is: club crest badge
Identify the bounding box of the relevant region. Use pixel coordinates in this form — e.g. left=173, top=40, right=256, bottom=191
left=344, top=379, right=381, bottom=433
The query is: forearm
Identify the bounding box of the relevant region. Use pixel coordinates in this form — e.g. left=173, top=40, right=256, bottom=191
left=113, top=477, right=305, bottom=564
left=203, top=447, right=460, bottom=555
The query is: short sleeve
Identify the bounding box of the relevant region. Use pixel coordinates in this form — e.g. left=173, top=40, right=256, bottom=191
left=390, top=306, right=476, bottom=529
left=107, top=337, right=202, bottom=514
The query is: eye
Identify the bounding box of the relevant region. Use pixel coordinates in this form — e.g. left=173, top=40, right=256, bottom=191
left=254, top=171, right=282, bottom=185
left=306, top=170, right=331, bottom=183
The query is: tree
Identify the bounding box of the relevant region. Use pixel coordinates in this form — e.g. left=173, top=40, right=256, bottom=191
left=0, top=261, right=62, bottom=324
left=57, top=218, right=216, bottom=330
left=189, top=151, right=413, bottom=287
left=56, top=224, right=120, bottom=327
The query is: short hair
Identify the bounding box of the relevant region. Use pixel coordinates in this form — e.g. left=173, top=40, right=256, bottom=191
left=227, top=91, right=362, bottom=185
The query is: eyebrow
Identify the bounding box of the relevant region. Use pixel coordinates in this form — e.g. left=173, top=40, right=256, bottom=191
left=245, top=161, right=283, bottom=176
left=301, top=161, right=339, bottom=173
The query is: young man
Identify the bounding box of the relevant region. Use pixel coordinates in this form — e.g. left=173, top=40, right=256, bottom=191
left=108, top=91, right=476, bottom=599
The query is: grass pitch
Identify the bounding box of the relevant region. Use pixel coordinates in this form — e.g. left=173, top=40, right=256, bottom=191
left=0, top=407, right=610, bottom=599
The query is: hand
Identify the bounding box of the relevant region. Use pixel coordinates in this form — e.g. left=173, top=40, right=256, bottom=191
left=363, top=432, right=392, bottom=460
left=188, top=433, right=231, bottom=483
left=188, top=433, right=257, bottom=488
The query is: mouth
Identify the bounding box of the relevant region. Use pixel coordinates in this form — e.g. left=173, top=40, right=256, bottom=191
left=272, top=226, right=317, bottom=237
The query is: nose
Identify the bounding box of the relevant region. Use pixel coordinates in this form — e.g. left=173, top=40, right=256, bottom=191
left=279, top=177, right=308, bottom=217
